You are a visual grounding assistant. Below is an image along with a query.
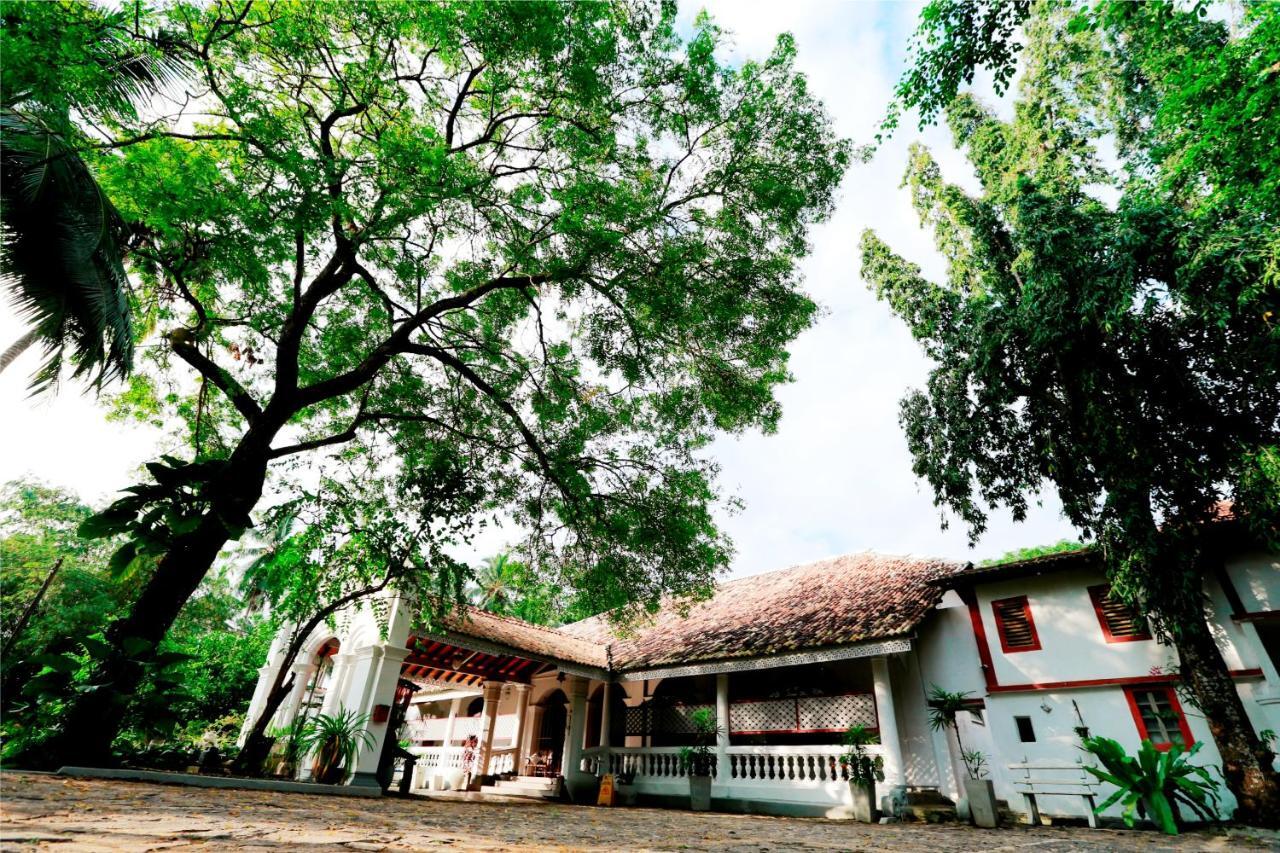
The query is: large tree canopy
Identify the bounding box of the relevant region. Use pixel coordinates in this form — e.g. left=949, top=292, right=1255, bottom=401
left=30, top=0, right=848, bottom=763
left=865, top=0, right=1279, bottom=823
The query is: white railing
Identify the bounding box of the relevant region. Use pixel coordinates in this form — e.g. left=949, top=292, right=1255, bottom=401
left=603, top=746, right=700, bottom=780
left=408, top=744, right=519, bottom=787
left=405, top=714, right=517, bottom=745
left=726, top=744, right=875, bottom=786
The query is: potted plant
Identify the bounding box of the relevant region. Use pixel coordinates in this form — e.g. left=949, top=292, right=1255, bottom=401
left=679, top=707, right=720, bottom=811
left=1081, top=736, right=1219, bottom=834
left=298, top=709, right=375, bottom=785
left=838, top=724, right=884, bottom=823
left=927, top=685, right=998, bottom=827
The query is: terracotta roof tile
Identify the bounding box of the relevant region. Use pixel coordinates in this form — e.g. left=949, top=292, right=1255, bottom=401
left=441, top=607, right=608, bottom=670
left=561, top=552, right=966, bottom=671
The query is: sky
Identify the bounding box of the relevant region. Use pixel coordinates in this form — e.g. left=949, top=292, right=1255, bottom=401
left=0, top=1, right=1080, bottom=580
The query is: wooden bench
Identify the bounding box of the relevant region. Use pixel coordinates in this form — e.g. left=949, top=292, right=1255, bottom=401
left=1007, top=760, right=1102, bottom=828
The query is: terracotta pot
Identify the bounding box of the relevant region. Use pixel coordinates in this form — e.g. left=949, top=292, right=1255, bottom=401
left=312, top=738, right=346, bottom=785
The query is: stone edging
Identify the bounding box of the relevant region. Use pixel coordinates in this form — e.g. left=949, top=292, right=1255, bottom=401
left=57, top=766, right=382, bottom=798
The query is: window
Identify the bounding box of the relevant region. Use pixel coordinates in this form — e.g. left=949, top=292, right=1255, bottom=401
left=1015, top=715, right=1036, bottom=743
left=1124, top=687, right=1193, bottom=751
left=1088, top=585, right=1152, bottom=642
left=992, top=596, right=1041, bottom=653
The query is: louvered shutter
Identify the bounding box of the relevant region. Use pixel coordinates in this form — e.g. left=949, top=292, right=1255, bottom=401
left=1089, top=585, right=1151, bottom=641
left=992, top=596, right=1040, bottom=651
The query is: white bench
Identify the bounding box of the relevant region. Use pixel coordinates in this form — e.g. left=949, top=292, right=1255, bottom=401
left=1007, top=760, right=1102, bottom=828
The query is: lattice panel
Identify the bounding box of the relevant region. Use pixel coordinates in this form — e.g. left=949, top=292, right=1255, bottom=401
left=624, top=705, right=648, bottom=736
left=730, top=693, right=876, bottom=733
left=624, top=703, right=715, bottom=735
left=729, top=699, right=795, bottom=733
left=796, top=693, right=876, bottom=731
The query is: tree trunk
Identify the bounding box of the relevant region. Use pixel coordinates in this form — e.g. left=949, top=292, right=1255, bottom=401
left=48, top=438, right=274, bottom=768
left=1172, top=602, right=1280, bottom=827
left=0, top=328, right=39, bottom=375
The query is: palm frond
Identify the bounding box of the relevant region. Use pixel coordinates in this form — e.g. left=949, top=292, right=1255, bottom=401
left=1, top=111, right=134, bottom=393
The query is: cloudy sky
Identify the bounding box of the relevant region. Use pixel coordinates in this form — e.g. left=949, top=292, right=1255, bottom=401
left=0, top=1, right=1079, bottom=579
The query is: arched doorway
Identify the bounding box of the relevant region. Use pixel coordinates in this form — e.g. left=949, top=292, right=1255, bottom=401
left=535, top=689, right=568, bottom=774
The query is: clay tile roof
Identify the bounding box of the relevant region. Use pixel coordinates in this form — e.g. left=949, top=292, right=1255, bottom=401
left=560, top=552, right=966, bottom=672
left=441, top=606, right=608, bottom=670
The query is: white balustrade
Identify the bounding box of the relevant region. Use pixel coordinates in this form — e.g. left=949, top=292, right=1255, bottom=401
left=604, top=747, right=694, bottom=780
left=726, top=744, right=882, bottom=787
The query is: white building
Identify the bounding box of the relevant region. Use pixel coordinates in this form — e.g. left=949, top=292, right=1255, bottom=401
left=242, top=533, right=1278, bottom=823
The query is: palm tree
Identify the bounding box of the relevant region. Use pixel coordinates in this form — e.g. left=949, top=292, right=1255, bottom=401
left=1, top=3, right=186, bottom=391
left=468, top=553, right=518, bottom=614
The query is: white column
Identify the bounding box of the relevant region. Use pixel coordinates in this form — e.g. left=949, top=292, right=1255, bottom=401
left=598, top=681, right=612, bottom=748
left=477, top=680, right=504, bottom=774
left=562, top=675, right=589, bottom=781
left=347, top=643, right=410, bottom=787
left=714, top=673, right=731, bottom=782
left=442, top=697, right=462, bottom=747
left=238, top=663, right=279, bottom=744
left=872, top=656, right=905, bottom=788
left=274, top=661, right=315, bottom=729
left=318, top=653, right=356, bottom=717
left=512, top=683, right=533, bottom=771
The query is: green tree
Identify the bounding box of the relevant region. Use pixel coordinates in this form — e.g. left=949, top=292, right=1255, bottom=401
left=979, top=540, right=1083, bottom=567
left=0, top=2, right=189, bottom=389
left=48, top=0, right=847, bottom=765
left=866, top=0, right=1279, bottom=823
left=0, top=480, right=267, bottom=765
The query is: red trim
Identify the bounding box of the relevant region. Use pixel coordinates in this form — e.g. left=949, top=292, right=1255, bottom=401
left=1124, top=685, right=1195, bottom=751
left=958, top=586, right=999, bottom=690
left=1087, top=584, right=1153, bottom=643
left=992, top=595, right=1042, bottom=653
left=987, top=669, right=1262, bottom=694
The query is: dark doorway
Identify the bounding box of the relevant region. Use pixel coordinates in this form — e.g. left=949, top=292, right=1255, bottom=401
left=536, top=689, right=568, bottom=774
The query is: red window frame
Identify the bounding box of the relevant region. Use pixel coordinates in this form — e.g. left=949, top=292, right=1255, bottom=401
left=1123, top=685, right=1194, bottom=752
left=1088, top=584, right=1153, bottom=643
left=991, top=595, right=1042, bottom=653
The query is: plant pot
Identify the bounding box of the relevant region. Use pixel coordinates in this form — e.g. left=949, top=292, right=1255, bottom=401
left=964, top=778, right=998, bottom=828
left=616, top=784, right=639, bottom=807
left=848, top=780, right=876, bottom=823
left=312, top=738, right=346, bottom=785
left=689, top=774, right=712, bottom=811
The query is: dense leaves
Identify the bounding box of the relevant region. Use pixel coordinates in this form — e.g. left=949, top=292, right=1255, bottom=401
left=35, top=0, right=847, bottom=763
left=869, top=0, right=1279, bottom=823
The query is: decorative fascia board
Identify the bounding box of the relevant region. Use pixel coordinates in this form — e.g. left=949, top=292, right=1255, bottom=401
left=614, top=638, right=913, bottom=682
left=431, top=630, right=609, bottom=681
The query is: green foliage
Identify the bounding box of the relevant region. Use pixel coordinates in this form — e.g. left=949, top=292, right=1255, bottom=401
left=0, top=0, right=188, bottom=390
left=296, top=709, right=376, bottom=784
left=839, top=724, right=885, bottom=786
left=466, top=551, right=625, bottom=626
left=926, top=685, right=988, bottom=779
left=1081, top=736, right=1220, bottom=834
left=678, top=706, right=720, bottom=777
left=881, top=0, right=1031, bottom=135
left=980, top=539, right=1085, bottom=567
left=864, top=0, right=1279, bottom=633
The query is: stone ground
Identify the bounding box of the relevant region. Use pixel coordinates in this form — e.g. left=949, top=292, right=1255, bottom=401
left=2, top=772, right=1277, bottom=852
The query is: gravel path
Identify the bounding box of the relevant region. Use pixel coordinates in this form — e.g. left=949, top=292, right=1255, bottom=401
left=1, top=772, right=1276, bottom=852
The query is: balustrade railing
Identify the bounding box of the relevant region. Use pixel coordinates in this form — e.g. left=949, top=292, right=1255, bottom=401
left=726, top=744, right=875, bottom=785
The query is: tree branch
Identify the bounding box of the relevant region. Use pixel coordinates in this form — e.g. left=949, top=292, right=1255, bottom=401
left=169, top=338, right=263, bottom=423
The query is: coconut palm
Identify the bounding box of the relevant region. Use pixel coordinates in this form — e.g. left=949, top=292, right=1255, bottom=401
left=468, top=553, right=518, bottom=614
left=1, top=3, right=186, bottom=391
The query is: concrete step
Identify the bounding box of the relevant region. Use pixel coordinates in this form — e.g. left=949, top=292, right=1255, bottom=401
left=481, top=778, right=561, bottom=799
left=511, top=775, right=559, bottom=788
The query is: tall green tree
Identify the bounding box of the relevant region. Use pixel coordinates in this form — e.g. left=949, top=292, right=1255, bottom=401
left=46, top=0, right=846, bottom=765
left=866, top=0, right=1279, bottom=823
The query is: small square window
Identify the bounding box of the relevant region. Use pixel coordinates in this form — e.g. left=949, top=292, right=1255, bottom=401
left=1015, top=715, right=1035, bottom=743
